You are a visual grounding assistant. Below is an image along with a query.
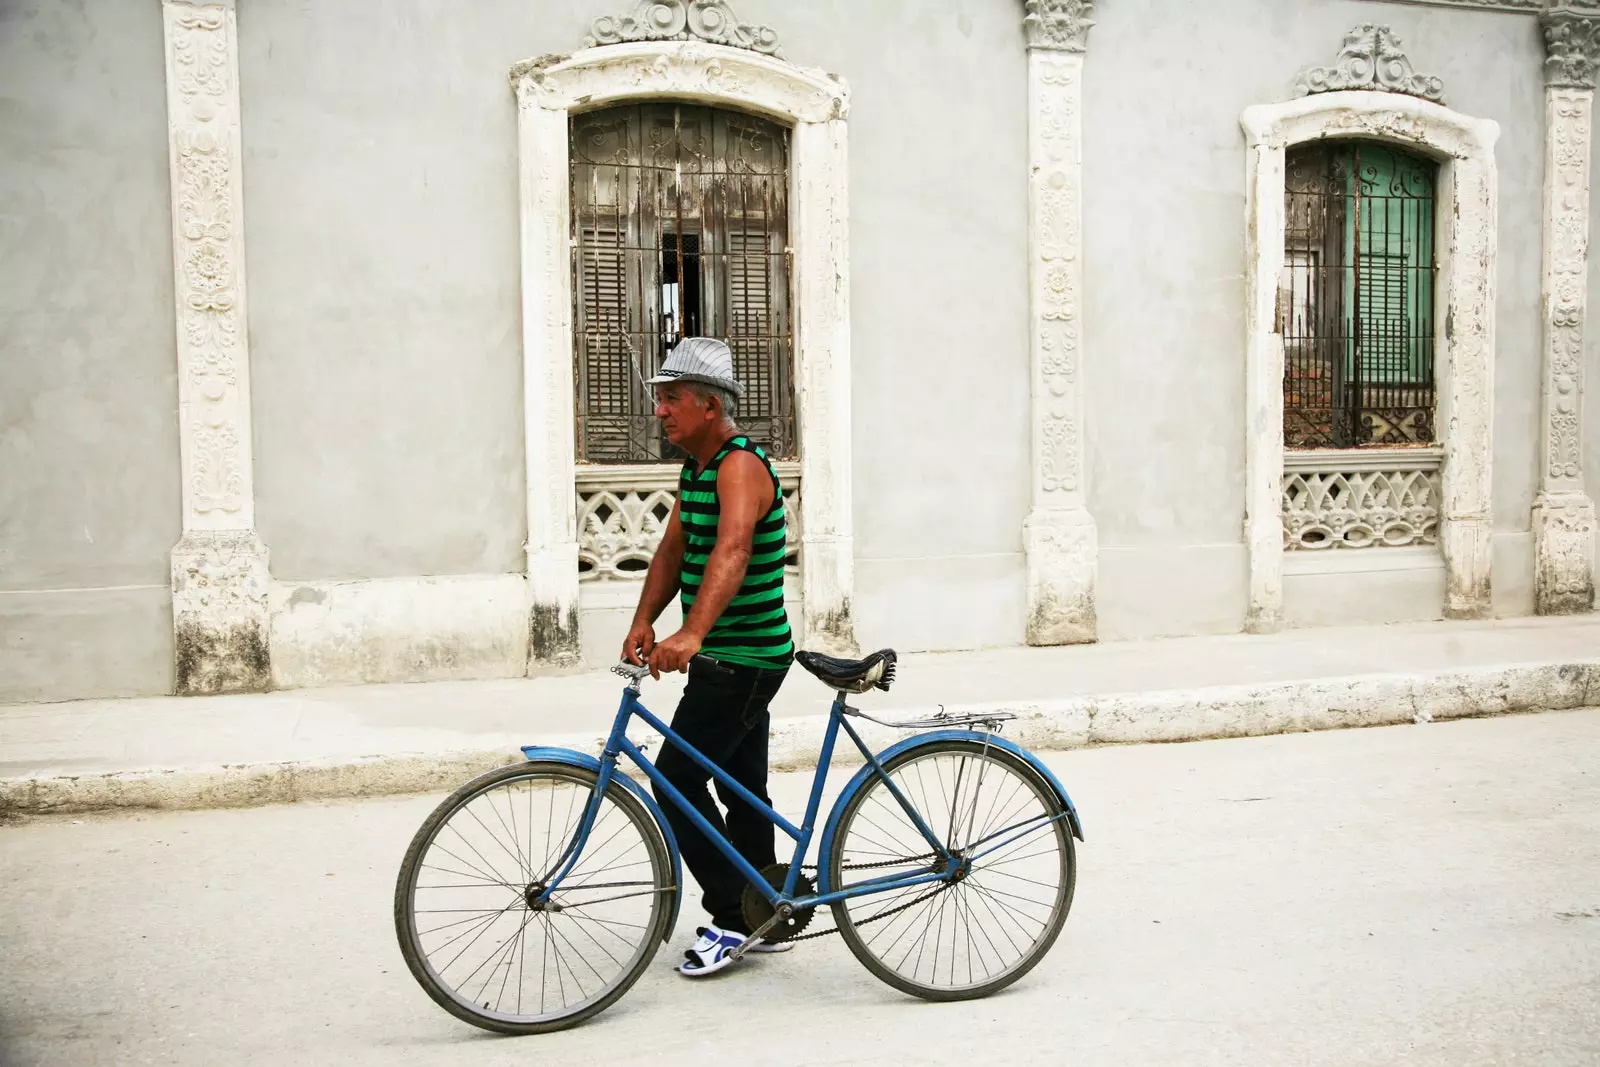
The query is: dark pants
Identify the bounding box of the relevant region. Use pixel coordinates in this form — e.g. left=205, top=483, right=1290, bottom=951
left=653, top=656, right=789, bottom=934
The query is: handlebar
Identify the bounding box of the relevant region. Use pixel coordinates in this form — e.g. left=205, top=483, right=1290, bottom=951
left=610, top=654, right=727, bottom=686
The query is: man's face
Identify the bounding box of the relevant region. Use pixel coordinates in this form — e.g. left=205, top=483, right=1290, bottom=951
left=654, top=383, right=710, bottom=446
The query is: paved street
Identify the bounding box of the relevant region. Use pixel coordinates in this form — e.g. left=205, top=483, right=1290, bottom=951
left=2, top=709, right=1597, bottom=1067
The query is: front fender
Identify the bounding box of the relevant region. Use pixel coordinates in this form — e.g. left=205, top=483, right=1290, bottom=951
left=816, top=730, right=1084, bottom=894
left=520, top=746, right=683, bottom=941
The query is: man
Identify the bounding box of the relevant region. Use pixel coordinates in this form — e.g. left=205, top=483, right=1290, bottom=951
left=621, top=336, right=795, bottom=978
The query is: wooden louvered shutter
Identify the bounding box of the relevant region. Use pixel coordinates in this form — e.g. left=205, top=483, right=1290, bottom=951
left=574, top=224, right=633, bottom=461
left=727, top=227, right=772, bottom=418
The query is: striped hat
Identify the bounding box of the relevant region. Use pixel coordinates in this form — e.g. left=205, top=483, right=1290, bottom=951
left=646, top=337, right=745, bottom=399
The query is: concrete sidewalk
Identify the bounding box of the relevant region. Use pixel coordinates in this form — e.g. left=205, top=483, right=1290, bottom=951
left=4, top=615, right=1600, bottom=814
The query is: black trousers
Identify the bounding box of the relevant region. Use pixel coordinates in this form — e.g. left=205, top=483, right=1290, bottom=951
left=652, top=656, right=789, bottom=934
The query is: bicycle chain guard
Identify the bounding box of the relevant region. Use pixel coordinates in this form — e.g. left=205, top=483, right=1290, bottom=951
left=741, top=863, right=817, bottom=941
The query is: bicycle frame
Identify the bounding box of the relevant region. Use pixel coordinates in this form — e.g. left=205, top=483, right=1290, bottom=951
left=534, top=680, right=965, bottom=914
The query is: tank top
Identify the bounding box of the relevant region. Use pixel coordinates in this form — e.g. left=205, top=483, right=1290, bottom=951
left=677, top=435, right=795, bottom=670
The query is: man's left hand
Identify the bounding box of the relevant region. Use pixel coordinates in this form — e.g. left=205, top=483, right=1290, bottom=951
left=649, top=630, right=703, bottom=679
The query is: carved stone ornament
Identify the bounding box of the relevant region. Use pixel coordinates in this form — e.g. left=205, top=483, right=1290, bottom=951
left=1022, top=0, right=1095, bottom=53
left=1293, top=25, right=1447, bottom=104
left=585, top=0, right=780, bottom=56
left=1543, top=1, right=1600, bottom=88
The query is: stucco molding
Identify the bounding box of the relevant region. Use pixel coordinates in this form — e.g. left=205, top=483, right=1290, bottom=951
left=584, top=0, right=781, bottom=56
left=1293, top=24, right=1447, bottom=104
left=1024, top=47, right=1097, bottom=644
left=510, top=38, right=858, bottom=663
left=510, top=41, right=847, bottom=122
left=1532, top=84, right=1597, bottom=611
left=161, top=0, right=269, bottom=692
left=1354, top=0, right=1542, bottom=13
left=1240, top=91, right=1501, bottom=630
left=1022, top=0, right=1095, bottom=53
left=1543, top=2, right=1600, bottom=88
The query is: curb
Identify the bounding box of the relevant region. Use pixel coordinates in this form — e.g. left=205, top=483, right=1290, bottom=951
left=4, top=659, right=1598, bottom=816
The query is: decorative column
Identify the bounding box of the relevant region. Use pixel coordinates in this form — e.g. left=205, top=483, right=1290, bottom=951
left=162, top=0, right=271, bottom=694
left=1532, top=0, right=1600, bottom=615
left=1021, top=0, right=1098, bottom=645
left=512, top=67, right=582, bottom=668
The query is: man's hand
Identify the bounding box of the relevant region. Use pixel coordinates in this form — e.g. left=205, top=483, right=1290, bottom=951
left=648, top=629, right=703, bottom=679
left=621, top=620, right=656, bottom=666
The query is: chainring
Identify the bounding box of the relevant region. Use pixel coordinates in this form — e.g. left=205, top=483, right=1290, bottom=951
left=740, top=863, right=817, bottom=942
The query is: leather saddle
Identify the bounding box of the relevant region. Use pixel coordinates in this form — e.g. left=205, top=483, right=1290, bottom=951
left=795, top=648, right=897, bottom=694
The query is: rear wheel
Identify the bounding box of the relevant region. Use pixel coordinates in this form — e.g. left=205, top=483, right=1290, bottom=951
left=828, top=741, right=1075, bottom=1001
left=394, top=761, right=672, bottom=1034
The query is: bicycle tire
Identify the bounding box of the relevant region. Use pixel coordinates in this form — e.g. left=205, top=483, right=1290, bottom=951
left=394, top=761, right=672, bottom=1034
left=828, top=740, right=1076, bottom=1001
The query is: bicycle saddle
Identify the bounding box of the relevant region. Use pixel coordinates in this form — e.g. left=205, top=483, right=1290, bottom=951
left=795, top=648, right=897, bottom=693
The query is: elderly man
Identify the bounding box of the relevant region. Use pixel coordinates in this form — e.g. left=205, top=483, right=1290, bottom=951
left=621, top=336, right=795, bottom=977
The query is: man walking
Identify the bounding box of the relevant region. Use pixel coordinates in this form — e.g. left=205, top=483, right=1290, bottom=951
left=621, top=336, right=795, bottom=977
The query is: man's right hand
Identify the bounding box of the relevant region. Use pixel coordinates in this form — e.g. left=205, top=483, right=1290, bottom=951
left=621, top=620, right=656, bottom=666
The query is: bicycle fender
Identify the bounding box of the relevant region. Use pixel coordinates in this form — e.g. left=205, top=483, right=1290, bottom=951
left=814, top=730, right=1084, bottom=895
left=520, top=746, right=683, bottom=941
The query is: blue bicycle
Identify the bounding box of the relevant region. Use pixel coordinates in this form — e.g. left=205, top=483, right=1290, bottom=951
left=394, top=649, right=1083, bottom=1033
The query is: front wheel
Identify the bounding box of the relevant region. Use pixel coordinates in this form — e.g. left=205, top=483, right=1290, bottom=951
left=394, top=761, right=672, bottom=1034
left=828, top=740, right=1076, bottom=1001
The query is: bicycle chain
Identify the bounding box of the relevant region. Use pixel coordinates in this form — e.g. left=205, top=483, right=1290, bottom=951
left=780, top=852, right=949, bottom=943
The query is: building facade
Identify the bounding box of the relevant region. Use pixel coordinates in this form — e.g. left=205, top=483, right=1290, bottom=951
left=3, top=0, right=1599, bottom=703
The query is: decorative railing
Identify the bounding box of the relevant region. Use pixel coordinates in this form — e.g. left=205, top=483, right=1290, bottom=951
left=1282, top=447, right=1443, bottom=550
left=576, top=462, right=802, bottom=581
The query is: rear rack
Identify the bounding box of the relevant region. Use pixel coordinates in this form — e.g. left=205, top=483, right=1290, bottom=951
left=843, top=705, right=1017, bottom=732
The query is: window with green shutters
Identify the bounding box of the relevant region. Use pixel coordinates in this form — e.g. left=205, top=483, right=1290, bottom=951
left=1281, top=140, right=1438, bottom=447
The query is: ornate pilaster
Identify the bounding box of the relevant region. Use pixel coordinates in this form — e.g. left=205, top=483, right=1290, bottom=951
left=161, top=0, right=270, bottom=693
left=1532, top=1, right=1600, bottom=614
left=1022, top=1, right=1097, bottom=645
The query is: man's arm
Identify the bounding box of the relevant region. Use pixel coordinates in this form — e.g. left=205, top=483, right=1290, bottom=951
left=649, top=451, right=773, bottom=675
left=621, top=501, right=685, bottom=665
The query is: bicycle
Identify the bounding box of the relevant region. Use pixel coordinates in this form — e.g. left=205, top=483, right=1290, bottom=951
left=393, top=648, right=1084, bottom=1034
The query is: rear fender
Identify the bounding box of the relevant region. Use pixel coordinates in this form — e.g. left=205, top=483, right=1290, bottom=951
left=815, top=730, right=1084, bottom=895
left=520, top=746, right=683, bottom=941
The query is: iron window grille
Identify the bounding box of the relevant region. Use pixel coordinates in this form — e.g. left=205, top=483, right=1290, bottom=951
left=1280, top=140, right=1438, bottom=449
left=570, top=102, right=797, bottom=463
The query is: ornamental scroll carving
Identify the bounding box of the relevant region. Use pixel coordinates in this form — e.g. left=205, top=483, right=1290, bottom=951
left=1544, top=2, right=1600, bottom=89
left=1544, top=89, right=1591, bottom=483
left=585, top=0, right=780, bottom=56
left=1033, top=55, right=1084, bottom=497
left=1294, top=25, right=1447, bottom=104
left=167, top=2, right=247, bottom=518
left=1022, top=0, right=1095, bottom=53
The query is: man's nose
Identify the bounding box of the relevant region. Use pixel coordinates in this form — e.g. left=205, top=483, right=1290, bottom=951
left=654, top=401, right=669, bottom=418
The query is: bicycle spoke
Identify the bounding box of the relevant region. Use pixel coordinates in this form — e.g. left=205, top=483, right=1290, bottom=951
left=832, top=746, right=1071, bottom=996
left=400, top=766, right=668, bottom=1028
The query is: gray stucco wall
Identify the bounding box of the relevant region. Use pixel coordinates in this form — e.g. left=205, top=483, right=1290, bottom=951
left=765, top=0, right=1033, bottom=651
left=0, top=0, right=180, bottom=700
left=1083, top=0, right=1547, bottom=634
left=238, top=1, right=567, bottom=581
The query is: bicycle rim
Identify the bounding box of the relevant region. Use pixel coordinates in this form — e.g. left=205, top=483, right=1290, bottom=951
left=394, top=763, right=670, bottom=1033
left=829, top=742, right=1075, bottom=1000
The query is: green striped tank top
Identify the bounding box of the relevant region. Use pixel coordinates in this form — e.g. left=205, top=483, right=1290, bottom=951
left=678, top=435, right=794, bottom=670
